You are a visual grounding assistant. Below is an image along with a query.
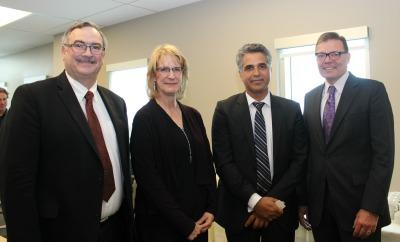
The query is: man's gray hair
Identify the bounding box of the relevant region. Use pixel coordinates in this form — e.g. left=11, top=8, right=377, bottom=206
left=61, top=21, right=108, bottom=49
left=236, top=43, right=272, bottom=71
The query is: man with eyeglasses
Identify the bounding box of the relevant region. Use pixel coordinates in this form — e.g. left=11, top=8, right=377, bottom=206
left=0, top=22, right=135, bottom=242
left=212, top=43, right=307, bottom=242
left=298, top=32, right=394, bottom=242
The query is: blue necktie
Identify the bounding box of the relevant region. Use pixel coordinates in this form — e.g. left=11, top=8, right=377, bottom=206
left=253, top=102, right=271, bottom=195
left=323, top=86, right=336, bottom=143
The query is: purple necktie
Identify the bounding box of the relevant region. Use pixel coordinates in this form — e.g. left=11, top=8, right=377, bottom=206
left=323, top=86, right=336, bottom=143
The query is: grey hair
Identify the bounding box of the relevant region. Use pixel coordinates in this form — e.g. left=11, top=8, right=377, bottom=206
left=236, top=43, right=272, bottom=71
left=61, top=21, right=108, bottom=49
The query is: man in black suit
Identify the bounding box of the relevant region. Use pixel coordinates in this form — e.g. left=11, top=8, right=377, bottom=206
left=298, top=32, right=394, bottom=242
left=212, top=43, right=307, bottom=242
left=0, top=22, right=134, bottom=242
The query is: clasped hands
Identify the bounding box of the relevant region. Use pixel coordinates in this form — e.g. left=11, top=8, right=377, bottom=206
left=187, top=212, right=214, bottom=241
left=244, top=197, right=284, bottom=229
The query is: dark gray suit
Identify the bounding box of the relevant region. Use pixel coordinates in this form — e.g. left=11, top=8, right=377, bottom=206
left=0, top=72, right=134, bottom=242
left=212, top=92, right=307, bottom=240
left=303, top=73, right=394, bottom=234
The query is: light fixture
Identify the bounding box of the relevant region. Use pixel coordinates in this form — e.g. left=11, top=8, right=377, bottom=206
left=0, top=6, right=31, bottom=28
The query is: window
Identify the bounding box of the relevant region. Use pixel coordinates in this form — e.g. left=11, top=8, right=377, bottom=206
left=107, top=59, right=148, bottom=134
left=275, top=27, right=370, bottom=111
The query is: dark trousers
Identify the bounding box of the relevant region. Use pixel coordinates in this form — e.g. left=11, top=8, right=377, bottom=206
left=225, top=221, right=295, bottom=242
left=312, top=186, right=381, bottom=242
left=99, top=210, right=125, bottom=242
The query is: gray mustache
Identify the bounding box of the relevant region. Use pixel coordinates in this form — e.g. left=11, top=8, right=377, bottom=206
left=76, top=57, right=96, bottom=64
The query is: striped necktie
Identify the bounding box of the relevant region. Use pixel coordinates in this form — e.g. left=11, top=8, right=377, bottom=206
left=253, top=102, right=271, bottom=195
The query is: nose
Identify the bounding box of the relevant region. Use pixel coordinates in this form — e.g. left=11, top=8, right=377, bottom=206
left=82, top=46, right=93, bottom=56
left=253, top=66, right=260, bottom=76
left=167, top=69, right=176, bottom=78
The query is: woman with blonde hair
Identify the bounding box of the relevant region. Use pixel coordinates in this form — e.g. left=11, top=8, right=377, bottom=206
left=130, top=44, right=216, bottom=242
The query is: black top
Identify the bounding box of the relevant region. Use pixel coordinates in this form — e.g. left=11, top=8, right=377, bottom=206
left=130, top=99, right=216, bottom=240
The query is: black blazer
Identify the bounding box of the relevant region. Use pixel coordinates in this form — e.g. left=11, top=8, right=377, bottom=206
left=212, top=92, right=307, bottom=232
left=303, top=73, right=394, bottom=230
left=0, top=72, right=134, bottom=242
left=130, top=99, right=216, bottom=241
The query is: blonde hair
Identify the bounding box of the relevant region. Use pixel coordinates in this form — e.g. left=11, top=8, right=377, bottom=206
left=147, top=44, right=188, bottom=100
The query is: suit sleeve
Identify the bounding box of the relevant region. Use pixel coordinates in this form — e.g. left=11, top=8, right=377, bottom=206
left=193, top=110, right=217, bottom=215
left=130, top=111, right=195, bottom=237
left=268, top=102, right=308, bottom=200
left=361, top=82, right=394, bottom=215
left=0, top=85, right=42, bottom=242
left=212, top=101, right=256, bottom=202
left=296, top=95, right=311, bottom=206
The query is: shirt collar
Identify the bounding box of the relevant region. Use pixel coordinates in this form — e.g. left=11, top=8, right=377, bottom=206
left=65, top=71, right=98, bottom=102
left=245, top=91, right=271, bottom=107
left=324, top=71, right=349, bottom=95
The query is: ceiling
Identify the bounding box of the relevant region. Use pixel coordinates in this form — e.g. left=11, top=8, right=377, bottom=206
left=0, top=0, right=202, bottom=57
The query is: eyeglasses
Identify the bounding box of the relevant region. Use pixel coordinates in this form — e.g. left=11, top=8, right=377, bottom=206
left=315, top=51, right=347, bottom=61
left=156, top=66, right=183, bottom=74
left=243, top=63, right=268, bottom=72
left=63, top=41, right=104, bottom=55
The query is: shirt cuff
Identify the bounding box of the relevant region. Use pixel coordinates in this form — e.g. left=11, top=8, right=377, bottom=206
left=247, top=193, right=262, bottom=212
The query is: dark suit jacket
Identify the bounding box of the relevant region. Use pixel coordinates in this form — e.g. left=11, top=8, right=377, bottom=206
left=0, top=72, right=134, bottom=242
left=130, top=99, right=216, bottom=241
left=212, top=92, right=307, bottom=232
left=302, top=73, right=394, bottom=231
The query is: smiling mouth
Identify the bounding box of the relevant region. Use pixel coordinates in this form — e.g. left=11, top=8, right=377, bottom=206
left=322, top=67, right=336, bottom=71
left=77, top=60, right=96, bottom=64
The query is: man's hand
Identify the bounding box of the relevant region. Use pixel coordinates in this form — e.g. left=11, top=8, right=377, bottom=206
left=254, top=197, right=283, bottom=220
left=196, top=212, right=214, bottom=233
left=187, top=223, right=202, bottom=241
left=244, top=212, right=269, bottom=229
left=298, top=206, right=312, bottom=230
left=352, top=209, right=379, bottom=239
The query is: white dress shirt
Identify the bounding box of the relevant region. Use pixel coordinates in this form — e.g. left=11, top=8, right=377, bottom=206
left=245, top=91, right=274, bottom=211
left=66, top=72, right=123, bottom=220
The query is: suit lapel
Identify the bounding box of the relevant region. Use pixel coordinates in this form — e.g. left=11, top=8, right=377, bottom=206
left=56, top=72, right=98, bottom=154
left=270, top=94, right=281, bottom=163
left=309, top=84, right=326, bottom=150
left=236, top=93, right=256, bottom=167
left=329, top=73, right=359, bottom=143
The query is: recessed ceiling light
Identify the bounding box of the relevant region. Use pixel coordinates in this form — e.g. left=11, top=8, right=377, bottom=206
left=0, top=6, right=31, bottom=27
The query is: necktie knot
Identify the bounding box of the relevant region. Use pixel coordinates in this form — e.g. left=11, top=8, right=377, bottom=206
left=253, top=102, right=265, bottom=112
left=328, top=85, right=336, bottom=96
left=85, top=91, right=94, bottom=102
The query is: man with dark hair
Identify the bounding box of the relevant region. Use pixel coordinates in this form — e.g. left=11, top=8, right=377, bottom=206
left=0, top=22, right=135, bottom=242
left=0, top=88, right=8, bottom=127
left=212, top=43, right=307, bottom=242
left=299, top=32, right=394, bottom=242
